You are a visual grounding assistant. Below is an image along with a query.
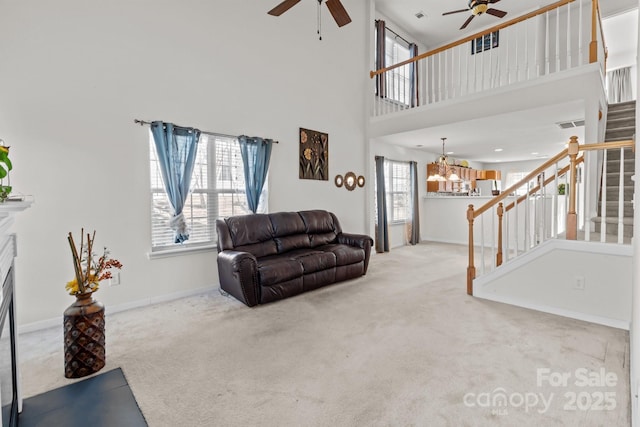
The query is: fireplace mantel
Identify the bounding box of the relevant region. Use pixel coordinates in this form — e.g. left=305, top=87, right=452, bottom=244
left=0, top=196, right=33, bottom=427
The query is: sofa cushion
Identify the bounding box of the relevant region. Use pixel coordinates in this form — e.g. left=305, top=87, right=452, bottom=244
left=270, top=212, right=306, bottom=237
left=257, top=255, right=304, bottom=286
left=226, top=214, right=273, bottom=246
left=288, top=250, right=336, bottom=274
left=319, top=244, right=365, bottom=266
left=299, top=210, right=339, bottom=234
left=303, top=269, right=336, bottom=291
left=310, top=232, right=337, bottom=247
left=260, top=277, right=304, bottom=304
left=274, top=234, right=311, bottom=253
left=235, top=241, right=278, bottom=259
left=226, top=214, right=277, bottom=258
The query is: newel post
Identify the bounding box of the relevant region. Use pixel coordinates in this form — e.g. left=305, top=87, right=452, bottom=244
left=467, top=204, right=476, bottom=295
left=566, top=136, right=579, bottom=240
left=496, top=202, right=504, bottom=267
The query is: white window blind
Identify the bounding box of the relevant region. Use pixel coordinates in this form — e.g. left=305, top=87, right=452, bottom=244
left=385, top=34, right=411, bottom=106
left=149, top=133, right=267, bottom=252
left=375, top=160, right=410, bottom=223
left=505, top=171, right=531, bottom=196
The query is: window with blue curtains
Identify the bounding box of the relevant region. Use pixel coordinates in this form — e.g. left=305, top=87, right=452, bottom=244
left=238, top=135, right=273, bottom=213
left=150, top=121, right=200, bottom=243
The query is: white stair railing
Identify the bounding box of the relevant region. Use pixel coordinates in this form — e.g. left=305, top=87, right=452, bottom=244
left=466, top=137, right=635, bottom=295
left=371, top=0, right=606, bottom=118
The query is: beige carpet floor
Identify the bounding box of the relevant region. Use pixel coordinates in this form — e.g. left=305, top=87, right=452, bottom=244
left=19, top=242, right=630, bottom=426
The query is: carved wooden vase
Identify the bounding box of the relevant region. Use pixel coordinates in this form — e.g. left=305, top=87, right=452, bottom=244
left=63, top=292, right=105, bottom=378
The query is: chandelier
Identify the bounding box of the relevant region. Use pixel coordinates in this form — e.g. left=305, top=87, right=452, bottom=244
left=427, top=138, right=460, bottom=182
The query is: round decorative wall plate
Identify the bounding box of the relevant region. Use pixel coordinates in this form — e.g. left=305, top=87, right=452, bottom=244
left=334, top=174, right=344, bottom=188
left=357, top=175, right=365, bottom=187
left=344, top=172, right=357, bottom=191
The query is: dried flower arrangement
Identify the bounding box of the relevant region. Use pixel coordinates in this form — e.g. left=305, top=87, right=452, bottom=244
left=66, top=229, right=123, bottom=295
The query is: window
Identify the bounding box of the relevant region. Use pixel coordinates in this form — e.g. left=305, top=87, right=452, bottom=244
left=385, top=34, right=412, bottom=105
left=471, top=30, right=499, bottom=55
left=149, top=133, right=266, bottom=252
left=505, top=171, right=531, bottom=196
left=384, top=160, right=410, bottom=222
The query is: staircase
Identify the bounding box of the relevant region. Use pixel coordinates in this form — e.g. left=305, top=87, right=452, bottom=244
left=593, top=100, right=636, bottom=238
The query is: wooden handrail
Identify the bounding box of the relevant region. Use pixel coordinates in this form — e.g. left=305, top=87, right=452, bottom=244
left=578, top=140, right=635, bottom=151
left=370, top=0, right=575, bottom=79
left=467, top=136, right=635, bottom=295
left=475, top=139, right=635, bottom=219
left=504, top=157, right=584, bottom=212
left=473, top=148, right=569, bottom=218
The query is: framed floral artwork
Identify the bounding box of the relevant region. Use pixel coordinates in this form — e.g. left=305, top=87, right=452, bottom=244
left=299, top=128, right=328, bottom=180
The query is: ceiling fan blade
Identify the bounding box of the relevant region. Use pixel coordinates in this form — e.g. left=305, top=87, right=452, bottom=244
left=488, top=0, right=501, bottom=3
left=443, top=9, right=470, bottom=16
left=486, top=8, right=507, bottom=18
left=267, top=0, right=301, bottom=16
left=326, top=0, right=352, bottom=27
left=460, top=14, right=475, bottom=30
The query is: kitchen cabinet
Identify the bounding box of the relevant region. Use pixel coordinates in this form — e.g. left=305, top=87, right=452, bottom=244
left=426, top=164, right=477, bottom=193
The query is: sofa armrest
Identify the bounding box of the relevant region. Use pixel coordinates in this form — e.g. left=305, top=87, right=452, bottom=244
left=217, top=250, right=260, bottom=307
left=338, top=233, right=373, bottom=249
left=337, top=233, right=374, bottom=274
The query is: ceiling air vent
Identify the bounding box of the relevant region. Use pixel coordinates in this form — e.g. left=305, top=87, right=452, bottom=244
left=415, top=11, right=425, bottom=19
left=557, top=119, right=585, bottom=129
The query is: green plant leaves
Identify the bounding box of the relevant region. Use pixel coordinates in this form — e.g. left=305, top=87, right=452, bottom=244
left=0, top=152, right=11, bottom=180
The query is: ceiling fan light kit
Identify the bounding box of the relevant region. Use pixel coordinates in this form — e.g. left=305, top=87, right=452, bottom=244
left=442, top=0, right=507, bottom=30
left=472, top=4, right=489, bottom=15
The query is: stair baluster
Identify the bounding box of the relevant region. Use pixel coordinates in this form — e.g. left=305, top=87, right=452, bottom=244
left=601, top=149, right=608, bottom=241
left=618, top=147, right=626, bottom=244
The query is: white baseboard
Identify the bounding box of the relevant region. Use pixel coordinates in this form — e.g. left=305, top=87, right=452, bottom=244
left=474, top=291, right=630, bottom=330
left=18, top=285, right=217, bottom=334
left=423, top=237, right=467, bottom=246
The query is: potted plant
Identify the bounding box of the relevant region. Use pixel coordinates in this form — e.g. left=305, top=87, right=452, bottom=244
left=64, top=229, right=122, bottom=378
left=0, top=143, right=12, bottom=202
left=491, top=180, right=500, bottom=196
left=558, top=183, right=566, bottom=195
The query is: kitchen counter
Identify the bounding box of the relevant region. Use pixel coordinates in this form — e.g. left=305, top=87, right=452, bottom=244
left=424, top=194, right=504, bottom=245
left=424, top=193, right=566, bottom=246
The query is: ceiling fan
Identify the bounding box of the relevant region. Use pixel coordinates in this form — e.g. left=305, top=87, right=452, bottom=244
left=443, top=0, right=507, bottom=30
left=268, top=0, right=352, bottom=38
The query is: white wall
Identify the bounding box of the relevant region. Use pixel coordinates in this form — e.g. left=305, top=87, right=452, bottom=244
left=475, top=240, right=633, bottom=329
left=604, top=8, right=639, bottom=100
left=0, top=0, right=369, bottom=325
left=631, top=3, right=640, bottom=425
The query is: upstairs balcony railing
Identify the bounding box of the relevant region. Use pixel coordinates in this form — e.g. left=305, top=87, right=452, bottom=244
left=465, top=136, right=635, bottom=295
left=370, top=0, right=606, bottom=117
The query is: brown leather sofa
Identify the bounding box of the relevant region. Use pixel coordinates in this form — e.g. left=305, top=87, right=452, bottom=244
left=216, top=210, right=373, bottom=306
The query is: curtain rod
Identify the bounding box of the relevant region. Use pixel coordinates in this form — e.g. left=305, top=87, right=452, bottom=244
left=375, top=19, right=411, bottom=46
left=375, top=155, right=414, bottom=164
left=134, top=119, right=279, bottom=143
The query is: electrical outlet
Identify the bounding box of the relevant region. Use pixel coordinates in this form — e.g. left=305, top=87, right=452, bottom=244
left=574, top=276, right=585, bottom=290
left=109, top=272, right=121, bottom=287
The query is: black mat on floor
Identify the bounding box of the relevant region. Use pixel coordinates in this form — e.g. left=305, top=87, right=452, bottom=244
left=19, top=368, right=147, bottom=427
